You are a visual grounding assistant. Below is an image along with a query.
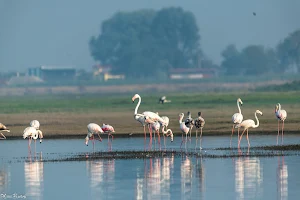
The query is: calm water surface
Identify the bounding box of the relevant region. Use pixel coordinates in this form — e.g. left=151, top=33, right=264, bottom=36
left=0, top=135, right=300, bottom=200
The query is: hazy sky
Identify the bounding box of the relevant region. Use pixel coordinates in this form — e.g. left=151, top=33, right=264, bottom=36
left=0, top=0, right=299, bottom=72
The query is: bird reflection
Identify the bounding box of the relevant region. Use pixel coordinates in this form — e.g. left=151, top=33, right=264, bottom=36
left=181, top=156, right=192, bottom=200
left=196, top=157, right=205, bottom=199
left=136, top=155, right=174, bottom=200
left=24, top=152, right=44, bottom=200
left=0, top=167, right=9, bottom=193
left=235, top=157, right=263, bottom=200
left=277, top=156, right=288, bottom=200
left=86, top=159, right=115, bottom=197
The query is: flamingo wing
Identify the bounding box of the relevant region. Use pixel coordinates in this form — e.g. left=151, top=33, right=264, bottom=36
left=232, top=113, right=243, bottom=124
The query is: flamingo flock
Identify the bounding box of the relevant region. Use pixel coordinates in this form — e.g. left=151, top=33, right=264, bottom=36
left=0, top=93, right=288, bottom=150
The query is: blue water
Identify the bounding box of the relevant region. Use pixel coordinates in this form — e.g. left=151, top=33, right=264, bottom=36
left=0, top=135, right=300, bottom=200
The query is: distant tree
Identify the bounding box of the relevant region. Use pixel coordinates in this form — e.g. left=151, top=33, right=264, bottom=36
left=221, top=44, right=279, bottom=75
left=241, top=45, right=277, bottom=75
left=89, top=7, right=202, bottom=78
left=277, top=29, right=300, bottom=72
left=221, top=44, right=244, bottom=75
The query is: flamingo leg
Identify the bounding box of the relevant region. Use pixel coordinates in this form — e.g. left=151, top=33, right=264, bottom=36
left=238, top=129, right=247, bottom=148
left=148, top=124, right=152, bottom=150
left=180, top=134, right=184, bottom=149
left=97, top=133, right=102, bottom=142
left=281, top=121, right=285, bottom=144
left=200, top=128, right=203, bottom=149
left=230, top=125, right=235, bottom=147
left=246, top=129, right=250, bottom=147
left=0, top=132, right=6, bottom=139
left=143, top=125, right=147, bottom=140
left=277, top=120, right=280, bottom=145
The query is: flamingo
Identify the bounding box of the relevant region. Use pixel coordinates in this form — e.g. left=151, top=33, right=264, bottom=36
left=194, top=112, right=205, bottom=149
left=85, top=123, right=103, bottom=146
left=23, top=127, right=43, bottom=148
left=151, top=116, right=173, bottom=148
left=237, top=110, right=263, bottom=147
left=132, top=94, right=166, bottom=143
left=160, top=116, right=174, bottom=148
left=158, top=96, right=171, bottom=104
left=275, top=103, right=287, bottom=144
left=179, top=113, right=190, bottom=148
left=101, top=123, right=115, bottom=140
left=184, top=111, right=194, bottom=138
left=30, top=120, right=43, bottom=143
left=231, top=98, right=243, bottom=146
left=0, top=123, right=10, bottom=139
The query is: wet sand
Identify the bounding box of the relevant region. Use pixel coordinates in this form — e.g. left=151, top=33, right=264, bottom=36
left=1, top=106, right=299, bottom=139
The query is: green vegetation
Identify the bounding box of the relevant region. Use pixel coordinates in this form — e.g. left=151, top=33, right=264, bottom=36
left=1, top=91, right=299, bottom=114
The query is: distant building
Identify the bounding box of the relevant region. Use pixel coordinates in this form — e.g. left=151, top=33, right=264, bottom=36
left=92, top=64, right=125, bottom=81
left=169, top=68, right=218, bottom=79
left=28, top=66, right=76, bottom=82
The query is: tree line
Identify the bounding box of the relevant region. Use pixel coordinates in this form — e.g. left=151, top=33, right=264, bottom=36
left=89, top=7, right=300, bottom=78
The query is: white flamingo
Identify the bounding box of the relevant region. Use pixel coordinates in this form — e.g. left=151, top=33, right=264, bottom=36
left=0, top=123, right=10, bottom=139
left=151, top=116, right=173, bottom=148
left=85, top=123, right=104, bottom=146
left=23, top=127, right=43, bottom=148
left=30, top=120, right=43, bottom=143
left=237, top=110, right=263, bottom=147
left=132, top=94, right=166, bottom=143
left=179, top=113, right=190, bottom=148
left=275, top=103, right=287, bottom=144
left=160, top=116, right=174, bottom=147
left=30, top=120, right=40, bottom=130
left=194, top=112, right=205, bottom=149
left=231, top=98, right=243, bottom=146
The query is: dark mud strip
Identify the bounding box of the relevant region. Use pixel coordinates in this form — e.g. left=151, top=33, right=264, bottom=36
left=6, top=145, right=300, bottom=163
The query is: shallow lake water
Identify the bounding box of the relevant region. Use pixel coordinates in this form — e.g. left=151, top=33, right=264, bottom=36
left=1, top=134, right=300, bottom=200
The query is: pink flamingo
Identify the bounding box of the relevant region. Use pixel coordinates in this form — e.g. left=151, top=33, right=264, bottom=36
left=101, top=123, right=115, bottom=140
left=179, top=113, right=190, bottom=148
left=160, top=116, right=174, bottom=148
left=85, top=123, right=103, bottom=146
left=275, top=103, right=287, bottom=145
left=184, top=111, right=194, bottom=138
left=0, top=123, right=10, bottom=139
left=237, top=110, right=263, bottom=148
left=231, top=98, right=243, bottom=146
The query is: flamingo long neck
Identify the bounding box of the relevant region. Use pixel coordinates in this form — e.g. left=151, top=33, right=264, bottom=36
left=278, top=103, right=282, bottom=111
left=179, top=116, right=183, bottom=124
left=237, top=100, right=241, bottom=114
left=253, top=112, right=260, bottom=128
left=134, top=96, right=141, bottom=115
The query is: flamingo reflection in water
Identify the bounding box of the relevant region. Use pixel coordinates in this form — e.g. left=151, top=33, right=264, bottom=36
left=136, top=155, right=174, bottom=200
left=0, top=168, right=9, bottom=193
left=277, top=156, right=288, bottom=200
left=181, top=156, right=193, bottom=200
left=86, top=159, right=115, bottom=197
left=24, top=153, right=44, bottom=200
left=235, top=156, right=263, bottom=200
